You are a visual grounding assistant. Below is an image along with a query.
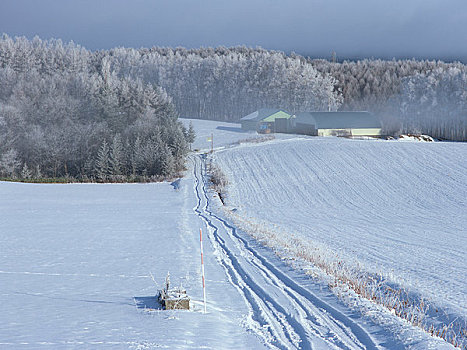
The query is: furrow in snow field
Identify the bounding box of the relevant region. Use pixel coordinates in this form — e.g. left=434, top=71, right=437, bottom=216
left=214, top=137, right=467, bottom=327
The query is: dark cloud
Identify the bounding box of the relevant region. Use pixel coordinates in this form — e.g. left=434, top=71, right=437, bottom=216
left=0, top=0, right=466, bottom=61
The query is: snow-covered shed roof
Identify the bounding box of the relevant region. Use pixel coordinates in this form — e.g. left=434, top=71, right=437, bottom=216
left=240, top=109, right=290, bottom=122
left=295, top=112, right=380, bottom=129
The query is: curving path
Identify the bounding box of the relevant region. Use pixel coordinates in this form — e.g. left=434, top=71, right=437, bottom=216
left=191, top=154, right=383, bottom=350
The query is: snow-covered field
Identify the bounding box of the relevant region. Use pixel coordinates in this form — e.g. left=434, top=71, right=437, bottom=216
left=179, top=118, right=293, bottom=151
left=180, top=118, right=252, bottom=151
left=0, top=181, right=263, bottom=349
left=1, top=119, right=464, bottom=349
left=214, top=136, right=467, bottom=326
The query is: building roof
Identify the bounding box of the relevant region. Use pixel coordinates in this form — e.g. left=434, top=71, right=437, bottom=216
left=240, top=108, right=290, bottom=122
left=295, top=112, right=381, bottom=129
left=263, top=110, right=291, bottom=122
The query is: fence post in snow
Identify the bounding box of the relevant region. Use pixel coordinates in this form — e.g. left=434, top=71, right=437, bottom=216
left=200, top=228, right=207, bottom=313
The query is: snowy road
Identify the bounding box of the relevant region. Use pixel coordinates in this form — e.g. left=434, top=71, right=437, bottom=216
left=192, top=154, right=385, bottom=350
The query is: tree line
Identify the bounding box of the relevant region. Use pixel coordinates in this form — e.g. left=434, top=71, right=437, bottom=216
left=0, top=35, right=194, bottom=181
left=106, top=46, right=467, bottom=140
left=105, top=46, right=343, bottom=119
left=0, top=34, right=465, bottom=180
left=0, top=35, right=344, bottom=181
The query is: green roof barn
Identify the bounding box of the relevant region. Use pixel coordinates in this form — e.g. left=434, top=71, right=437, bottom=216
left=240, top=109, right=292, bottom=133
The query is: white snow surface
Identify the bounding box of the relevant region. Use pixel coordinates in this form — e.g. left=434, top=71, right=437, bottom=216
left=0, top=119, right=463, bottom=349
left=0, top=181, right=263, bottom=349
left=180, top=118, right=293, bottom=152
left=180, top=118, right=252, bottom=151
left=214, top=136, right=467, bottom=319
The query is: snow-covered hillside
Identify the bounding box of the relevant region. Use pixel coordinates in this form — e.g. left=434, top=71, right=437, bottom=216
left=1, top=119, right=464, bottom=349
left=215, top=137, right=467, bottom=325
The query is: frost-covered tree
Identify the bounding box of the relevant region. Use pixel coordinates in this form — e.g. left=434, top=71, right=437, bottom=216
left=0, top=35, right=190, bottom=181
left=1, top=32, right=466, bottom=175
left=35, top=164, right=42, bottom=179
left=395, top=67, right=467, bottom=140
left=131, top=137, right=144, bottom=175
left=186, top=122, right=196, bottom=145
left=159, top=144, right=175, bottom=177
left=95, top=140, right=110, bottom=181
left=0, top=148, right=21, bottom=178
left=20, top=163, right=32, bottom=179
left=169, top=129, right=189, bottom=171
left=106, top=46, right=342, bottom=119
left=110, top=133, right=124, bottom=176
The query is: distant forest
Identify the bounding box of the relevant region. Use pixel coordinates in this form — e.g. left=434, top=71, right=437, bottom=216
left=312, top=59, right=467, bottom=140
left=0, top=35, right=466, bottom=180
left=112, top=46, right=465, bottom=140
left=0, top=35, right=194, bottom=181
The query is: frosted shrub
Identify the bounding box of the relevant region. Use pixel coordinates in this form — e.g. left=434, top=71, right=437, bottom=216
left=209, top=163, right=228, bottom=203
left=224, top=210, right=467, bottom=349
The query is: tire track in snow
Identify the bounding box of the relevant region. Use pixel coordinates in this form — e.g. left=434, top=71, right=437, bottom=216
left=191, top=155, right=304, bottom=349
left=190, top=154, right=380, bottom=350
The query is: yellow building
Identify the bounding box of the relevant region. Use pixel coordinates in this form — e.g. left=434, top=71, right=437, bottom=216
left=294, top=112, right=381, bottom=137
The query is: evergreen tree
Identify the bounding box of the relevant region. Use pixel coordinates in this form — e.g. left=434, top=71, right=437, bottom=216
left=186, top=121, right=196, bottom=145
left=131, top=137, right=143, bottom=175
left=159, top=144, right=175, bottom=177
left=110, top=133, right=124, bottom=175
left=0, top=149, right=20, bottom=178
left=170, top=130, right=189, bottom=171
left=21, top=163, right=32, bottom=179
left=95, top=139, right=110, bottom=181
left=35, top=164, right=42, bottom=179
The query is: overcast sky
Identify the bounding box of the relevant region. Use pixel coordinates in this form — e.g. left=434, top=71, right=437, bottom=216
left=1, top=0, right=466, bottom=62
